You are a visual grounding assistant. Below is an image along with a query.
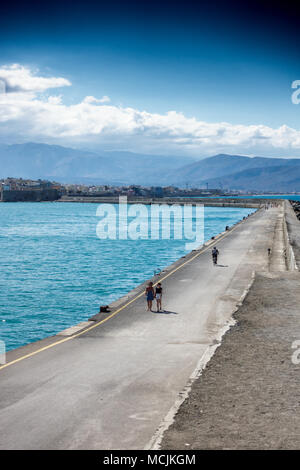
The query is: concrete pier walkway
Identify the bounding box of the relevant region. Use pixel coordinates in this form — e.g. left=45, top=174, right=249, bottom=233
left=0, top=206, right=281, bottom=449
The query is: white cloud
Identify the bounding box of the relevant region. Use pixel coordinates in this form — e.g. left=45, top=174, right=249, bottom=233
left=47, top=95, right=63, bottom=105
left=0, top=64, right=300, bottom=156
left=83, top=95, right=111, bottom=104
left=0, top=64, right=71, bottom=93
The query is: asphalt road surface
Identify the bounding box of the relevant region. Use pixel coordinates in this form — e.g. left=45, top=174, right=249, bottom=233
left=0, top=207, right=280, bottom=449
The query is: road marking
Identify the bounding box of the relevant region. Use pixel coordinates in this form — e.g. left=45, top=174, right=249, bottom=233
left=0, top=212, right=259, bottom=372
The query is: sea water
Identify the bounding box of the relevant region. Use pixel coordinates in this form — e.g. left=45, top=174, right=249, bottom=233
left=0, top=202, right=255, bottom=351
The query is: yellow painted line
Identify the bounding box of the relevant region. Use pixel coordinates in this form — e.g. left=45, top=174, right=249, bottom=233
left=0, top=212, right=258, bottom=372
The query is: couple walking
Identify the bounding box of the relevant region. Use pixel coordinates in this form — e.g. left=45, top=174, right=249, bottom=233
left=145, top=282, right=163, bottom=312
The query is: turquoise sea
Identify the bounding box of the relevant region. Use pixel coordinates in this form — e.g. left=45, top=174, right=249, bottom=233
left=0, top=202, right=255, bottom=351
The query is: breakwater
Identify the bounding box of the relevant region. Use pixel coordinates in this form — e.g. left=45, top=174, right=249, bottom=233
left=58, top=195, right=268, bottom=208
left=0, top=202, right=288, bottom=450
left=0, top=202, right=255, bottom=351
left=1, top=188, right=60, bottom=202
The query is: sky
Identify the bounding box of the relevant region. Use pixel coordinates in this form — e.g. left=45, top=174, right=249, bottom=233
left=1, top=0, right=300, bottom=158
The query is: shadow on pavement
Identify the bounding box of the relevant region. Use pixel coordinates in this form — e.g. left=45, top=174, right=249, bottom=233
left=153, top=310, right=178, bottom=315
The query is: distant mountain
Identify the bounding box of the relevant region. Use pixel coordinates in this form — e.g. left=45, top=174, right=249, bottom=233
left=162, top=154, right=300, bottom=186
left=1, top=144, right=300, bottom=191
left=203, top=163, right=300, bottom=192
left=162, top=153, right=300, bottom=191
left=0, top=143, right=195, bottom=185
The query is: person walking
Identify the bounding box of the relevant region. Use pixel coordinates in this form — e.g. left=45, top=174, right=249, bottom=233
left=268, top=247, right=271, bottom=256
left=155, top=283, right=163, bottom=312
left=212, top=246, right=219, bottom=265
left=145, top=282, right=155, bottom=311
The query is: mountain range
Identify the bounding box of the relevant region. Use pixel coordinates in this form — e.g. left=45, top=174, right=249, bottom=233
left=162, top=154, right=300, bottom=191
left=1, top=142, right=300, bottom=191
left=0, top=143, right=194, bottom=186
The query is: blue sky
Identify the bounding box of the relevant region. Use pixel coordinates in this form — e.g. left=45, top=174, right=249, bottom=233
left=0, top=1, right=300, bottom=157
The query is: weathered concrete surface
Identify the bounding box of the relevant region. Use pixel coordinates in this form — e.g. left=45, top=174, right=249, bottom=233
left=285, top=200, right=300, bottom=267
left=268, top=205, right=287, bottom=272
left=161, top=271, right=300, bottom=450
left=160, top=203, right=300, bottom=450
left=0, top=207, right=280, bottom=449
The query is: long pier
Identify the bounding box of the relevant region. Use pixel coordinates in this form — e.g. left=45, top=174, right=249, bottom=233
left=58, top=195, right=266, bottom=208
left=0, top=201, right=292, bottom=450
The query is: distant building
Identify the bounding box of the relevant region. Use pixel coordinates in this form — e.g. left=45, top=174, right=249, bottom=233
left=151, top=186, right=164, bottom=197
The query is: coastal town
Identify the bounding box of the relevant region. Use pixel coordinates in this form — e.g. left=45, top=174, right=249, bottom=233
left=1, top=177, right=300, bottom=202
left=0, top=177, right=224, bottom=201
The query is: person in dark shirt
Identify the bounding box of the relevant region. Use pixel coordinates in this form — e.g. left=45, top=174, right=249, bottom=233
left=212, top=247, right=219, bottom=265
left=155, top=283, right=163, bottom=312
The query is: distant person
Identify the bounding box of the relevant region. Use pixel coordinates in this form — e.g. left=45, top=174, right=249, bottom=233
left=212, top=246, right=219, bottom=265
left=155, top=283, right=163, bottom=312
left=145, top=282, right=155, bottom=311
left=268, top=248, right=271, bottom=256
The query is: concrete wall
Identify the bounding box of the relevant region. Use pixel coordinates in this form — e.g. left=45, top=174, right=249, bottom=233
left=1, top=189, right=60, bottom=202
left=58, top=195, right=262, bottom=208
left=284, top=200, right=299, bottom=270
